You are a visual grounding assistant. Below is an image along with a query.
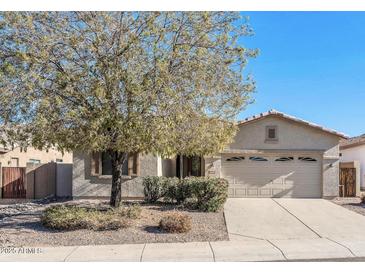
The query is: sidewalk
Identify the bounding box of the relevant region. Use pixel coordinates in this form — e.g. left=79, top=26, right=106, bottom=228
left=1, top=236, right=365, bottom=262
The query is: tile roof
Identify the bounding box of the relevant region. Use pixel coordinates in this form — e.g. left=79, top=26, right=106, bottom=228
left=237, top=109, right=349, bottom=139
left=340, top=133, right=365, bottom=149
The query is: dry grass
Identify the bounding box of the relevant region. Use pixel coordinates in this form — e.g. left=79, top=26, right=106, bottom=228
left=41, top=205, right=132, bottom=231
left=159, top=212, right=192, bottom=233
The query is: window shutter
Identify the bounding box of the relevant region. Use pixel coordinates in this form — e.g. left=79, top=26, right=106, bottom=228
left=91, top=152, right=100, bottom=176
left=128, top=153, right=140, bottom=176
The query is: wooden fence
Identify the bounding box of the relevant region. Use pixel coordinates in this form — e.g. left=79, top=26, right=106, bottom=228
left=1, top=163, right=72, bottom=199
left=339, top=167, right=356, bottom=197
left=2, top=167, right=27, bottom=198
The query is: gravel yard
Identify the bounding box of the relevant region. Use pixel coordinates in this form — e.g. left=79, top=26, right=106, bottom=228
left=0, top=199, right=228, bottom=247
left=331, top=197, right=365, bottom=216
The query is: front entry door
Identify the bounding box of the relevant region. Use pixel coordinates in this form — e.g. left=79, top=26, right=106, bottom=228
left=176, top=155, right=202, bottom=178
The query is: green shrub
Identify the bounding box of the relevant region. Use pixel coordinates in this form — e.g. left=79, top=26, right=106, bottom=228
left=188, top=177, right=229, bottom=212
left=159, top=212, right=192, bottom=233
left=143, top=175, right=229, bottom=212
left=164, top=177, right=191, bottom=204
left=41, top=205, right=131, bottom=231
left=142, top=176, right=167, bottom=203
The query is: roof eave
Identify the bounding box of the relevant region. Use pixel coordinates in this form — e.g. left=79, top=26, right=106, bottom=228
left=340, top=140, right=365, bottom=150
left=237, top=110, right=349, bottom=139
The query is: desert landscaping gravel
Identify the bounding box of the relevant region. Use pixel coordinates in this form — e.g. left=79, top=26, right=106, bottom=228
left=0, top=199, right=228, bottom=247
left=331, top=197, right=365, bottom=216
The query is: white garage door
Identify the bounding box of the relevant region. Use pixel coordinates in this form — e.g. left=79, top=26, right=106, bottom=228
left=222, top=154, right=322, bottom=198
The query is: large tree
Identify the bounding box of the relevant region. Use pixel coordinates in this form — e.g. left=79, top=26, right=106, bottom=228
left=0, top=12, right=257, bottom=207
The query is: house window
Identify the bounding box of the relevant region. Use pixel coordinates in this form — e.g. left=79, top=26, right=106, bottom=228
left=101, top=152, right=129, bottom=176
left=56, top=159, right=63, bottom=163
left=249, top=156, right=268, bottom=162
left=275, top=157, right=294, bottom=162
left=9, top=157, right=19, bottom=167
left=266, top=126, right=278, bottom=141
left=176, top=155, right=202, bottom=178
left=132, top=153, right=138, bottom=175
left=191, top=156, right=201, bottom=176
left=28, top=159, right=41, bottom=164
left=298, top=157, right=317, bottom=162
left=101, top=152, right=113, bottom=175
left=91, top=152, right=139, bottom=177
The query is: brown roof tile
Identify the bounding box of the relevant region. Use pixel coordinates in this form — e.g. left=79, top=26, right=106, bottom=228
left=340, top=133, right=365, bottom=149
left=237, top=109, right=348, bottom=139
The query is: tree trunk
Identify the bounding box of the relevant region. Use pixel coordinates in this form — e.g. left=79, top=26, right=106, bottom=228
left=179, top=154, right=184, bottom=180
left=110, top=150, right=127, bottom=207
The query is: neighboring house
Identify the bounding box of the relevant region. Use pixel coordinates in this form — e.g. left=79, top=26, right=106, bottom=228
left=0, top=146, right=72, bottom=167
left=340, top=134, right=365, bottom=190
left=73, top=110, right=347, bottom=199
left=0, top=146, right=73, bottom=199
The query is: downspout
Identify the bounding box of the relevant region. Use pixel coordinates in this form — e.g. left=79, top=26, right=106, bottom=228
left=179, top=155, right=183, bottom=180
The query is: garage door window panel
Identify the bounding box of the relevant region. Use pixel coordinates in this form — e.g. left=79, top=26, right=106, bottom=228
left=298, top=157, right=317, bottom=162
left=226, top=156, right=245, bottom=162
left=249, top=156, right=268, bottom=162
left=275, top=157, right=294, bottom=162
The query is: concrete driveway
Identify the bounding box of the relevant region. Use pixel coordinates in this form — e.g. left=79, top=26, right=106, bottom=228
left=225, top=198, right=365, bottom=240
left=223, top=198, right=365, bottom=260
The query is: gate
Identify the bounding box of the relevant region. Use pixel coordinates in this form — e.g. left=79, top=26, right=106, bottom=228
left=2, top=167, right=26, bottom=198
left=339, top=168, right=356, bottom=197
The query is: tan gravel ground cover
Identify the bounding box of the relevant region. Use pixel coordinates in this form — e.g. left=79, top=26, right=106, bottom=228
left=0, top=199, right=228, bottom=247
left=331, top=197, right=365, bottom=216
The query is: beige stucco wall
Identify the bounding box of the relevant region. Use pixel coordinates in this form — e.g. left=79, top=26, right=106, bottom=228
left=0, top=146, right=72, bottom=168
left=227, top=116, right=342, bottom=198
left=341, top=144, right=365, bottom=190
left=72, top=151, right=159, bottom=198
left=204, top=155, right=221, bottom=178
left=71, top=116, right=343, bottom=199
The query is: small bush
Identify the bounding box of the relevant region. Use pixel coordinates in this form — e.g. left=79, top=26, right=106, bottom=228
left=164, top=177, right=191, bottom=204
left=188, top=177, right=229, bottom=212
left=143, top=176, right=167, bottom=203
left=361, top=194, right=365, bottom=204
left=159, top=212, right=192, bottom=233
left=92, top=215, right=130, bottom=231
left=41, top=205, right=130, bottom=231
left=119, top=204, right=142, bottom=219
left=41, top=205, right=89, bottom=230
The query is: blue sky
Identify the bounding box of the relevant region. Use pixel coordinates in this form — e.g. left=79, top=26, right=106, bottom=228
left=238, top=12, right=365, bottom=137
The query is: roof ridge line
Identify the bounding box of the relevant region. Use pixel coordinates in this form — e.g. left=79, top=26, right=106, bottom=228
left=237, top=110, right=348, bottom=139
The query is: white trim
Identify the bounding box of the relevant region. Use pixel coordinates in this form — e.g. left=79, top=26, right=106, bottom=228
left=157, top=156, right=162, bottom=176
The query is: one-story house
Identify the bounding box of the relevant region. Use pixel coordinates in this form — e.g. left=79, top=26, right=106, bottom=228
left=340, top=134, right=365, bottom=191
left=72, top=110, right=347, bottom=199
